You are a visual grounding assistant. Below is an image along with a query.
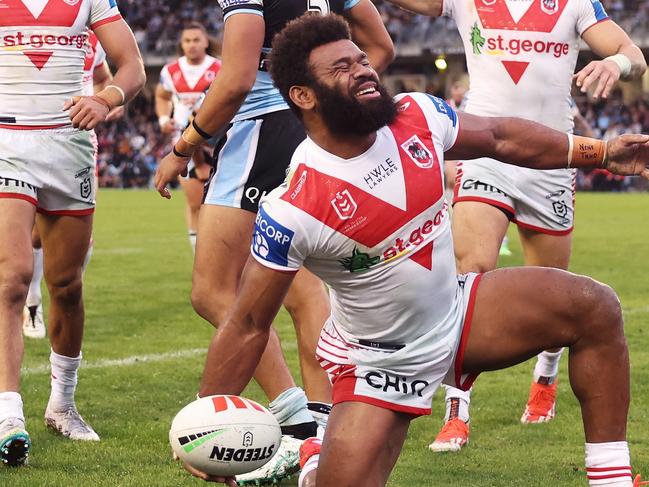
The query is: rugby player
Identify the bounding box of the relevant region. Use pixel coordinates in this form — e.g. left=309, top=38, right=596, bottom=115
left=179, top=14, right=648, bottom=487
left=155, top=22, right=221, bottom=253
left=0, top=1, right=145, bottom=466
left=385, top=0, right=647, bottom=451
left=154, top=1, right=393, bottom=483
left=22, top=29, right=122, bottom=340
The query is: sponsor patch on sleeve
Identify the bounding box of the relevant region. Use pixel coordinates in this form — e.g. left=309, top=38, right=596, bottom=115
left=425, top=94, right=457, bottom=127
left=251, top=206, right=295, bottom=268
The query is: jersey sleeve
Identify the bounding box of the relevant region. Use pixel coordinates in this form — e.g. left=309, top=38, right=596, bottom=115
left=158, top=65, right=174, bottom=92
left=90, top=0, right=122, bottom=30
left=344, top=0, right=361, bottom=9
left=250, top=200, right=309, bottom=272
left=423, top=94, right=460, bottom=152
left=218, top=0, right=264, bottom=22
left=576, top=0, right=609, bottom=35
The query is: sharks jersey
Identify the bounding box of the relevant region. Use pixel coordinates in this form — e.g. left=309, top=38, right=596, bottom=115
left=217, top=0, right=360, bottom=122
left=445, top=0, right=608, bottom=131
left=251, top=93, right=463, bottom=344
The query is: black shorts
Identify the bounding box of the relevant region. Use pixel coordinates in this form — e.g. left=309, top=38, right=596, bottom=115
left=203, top=109, right=305, bottom=213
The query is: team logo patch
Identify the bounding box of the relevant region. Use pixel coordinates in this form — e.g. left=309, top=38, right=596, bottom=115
left=252, top=206, right=294, bottom=267
left=401, top=135, right=433, bottom=169
left=331, top=189, right=357, bottom=220
left=80, top=178, right=92, bottom=199
left=62, top=0, right=81, bottom=5
left=204, top=71, right=216, bottom=82
left=541, top=0, right=559, bottom=15
left=481, top=0, right=496, bottom=6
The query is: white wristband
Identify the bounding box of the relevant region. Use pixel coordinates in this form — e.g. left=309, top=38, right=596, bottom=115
left=158, top=115, right=171, bottom=127
left=605, top=54, right=632, bottom=79
left=105, top=84, right=126, bottom=105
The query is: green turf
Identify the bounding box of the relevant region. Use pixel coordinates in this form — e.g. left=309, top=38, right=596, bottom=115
left=5, top=190, right=649, bottom=486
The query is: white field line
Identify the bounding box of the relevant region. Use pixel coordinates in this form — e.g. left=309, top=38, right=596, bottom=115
left=23, top=348, right=206, bottom=376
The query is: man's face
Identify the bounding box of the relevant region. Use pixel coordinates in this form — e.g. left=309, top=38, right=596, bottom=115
left=181, top=29, right=208, bottom=61
left=307, top=40, right=396, bottom=137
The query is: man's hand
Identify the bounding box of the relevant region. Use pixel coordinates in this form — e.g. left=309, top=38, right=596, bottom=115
left=178, top=457, right=238, bottom=485
left=154, top=150, right=191, bottom=199
left=105, top=105, right=126, bottom=122
left=573, top=59, right=621, bottom=99
left=606, top=134, right=649, bottom=179
left=63, top=96, right=110, bottom=130
left=160, top=118, right=178, bottom=134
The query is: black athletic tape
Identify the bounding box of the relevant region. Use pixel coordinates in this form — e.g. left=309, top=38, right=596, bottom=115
left=173, top=145, right=191, bottom=158
left=192, top=119, right=212, bottom=140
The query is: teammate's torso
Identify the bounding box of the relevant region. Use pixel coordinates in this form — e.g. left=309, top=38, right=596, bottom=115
left=254, top=93, right=461, bottom=343
left=446, top=0, right=608, bottom=131
left=0, top=0, right=121, bottom=128
left=160, top=55, right=221, bottom=128
left=82, top=30, right=105, bottom=96
left=218, top=0, right=357, bottom=121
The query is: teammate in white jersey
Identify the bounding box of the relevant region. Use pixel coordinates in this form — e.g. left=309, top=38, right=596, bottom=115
left=176, top=14, right=649, bottom=487
left=155, top=22, right=221, bottom=253
left=386, top=0, right=647, bottom=451
left=0, top=0, right=145, bottom=467
left=22, top=30, right=122, bottom=340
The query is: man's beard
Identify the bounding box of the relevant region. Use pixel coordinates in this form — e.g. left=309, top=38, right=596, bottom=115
left=312, top=79, right=397, bottom=137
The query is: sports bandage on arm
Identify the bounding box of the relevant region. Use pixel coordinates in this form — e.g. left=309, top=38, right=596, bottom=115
left=95, top=84, right=126, bottom=109
left=180, top=119, right=213, bottom=147
left=604, top=54, right=632, bottom=80
left=567, top=135, right=608, bottom=169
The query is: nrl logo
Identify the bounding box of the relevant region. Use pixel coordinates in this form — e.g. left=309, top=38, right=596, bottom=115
left=331, top=189, right=357, bottom=220
left=481, top=0, right=496, bottom=6
left=401, top=135, right=434, bottom=169
left=541, top=0, right=558, bottom=15
left=62, top=0, right=81, bottom=5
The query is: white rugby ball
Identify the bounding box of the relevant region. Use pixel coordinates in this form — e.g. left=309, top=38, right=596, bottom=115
left=169, top=395, right=281, bottom=476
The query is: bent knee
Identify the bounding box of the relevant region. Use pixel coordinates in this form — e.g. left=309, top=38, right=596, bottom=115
left=190, top=285, right=233, bottom=328
left=47, top=274, right=83, bottom=304
left=575, top=278, right=623, bottom=337
left=0, top=265, right=31, bottom=306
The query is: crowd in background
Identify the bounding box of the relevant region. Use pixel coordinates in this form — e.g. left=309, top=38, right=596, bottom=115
left=94, top=0, right=649, bottom=191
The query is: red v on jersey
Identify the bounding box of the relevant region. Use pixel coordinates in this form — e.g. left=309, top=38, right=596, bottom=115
left=474, top=0, right=568, bottom=84
left=0, top=0, right=84, bottom=27
left=281, top=95, right=443, bottom=269
left=24, top=50, right=53, bottom=70
left=168, top=60, right=220, bottom=93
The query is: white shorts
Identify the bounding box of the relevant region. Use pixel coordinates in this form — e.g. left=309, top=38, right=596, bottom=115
left=316, top=273, right=483, bottom=418
left=0, top=127, right=96, bottom=215
left=454, top=158, right=576, bottom=235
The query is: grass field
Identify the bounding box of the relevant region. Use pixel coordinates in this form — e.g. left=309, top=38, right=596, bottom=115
left=4, top=190, right=649, bottom=486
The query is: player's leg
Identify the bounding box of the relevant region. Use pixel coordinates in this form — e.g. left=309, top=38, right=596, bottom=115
left=178, top=175, right=203, bottom=253
left=282, top=268, right=332, bottom=406
left=315, top=402, right=410, bottom=487
left=429, top=199, right=510, bottom=452
left=518, top=228, right=573, bottom=423
left=37, top=212, right=98, bottom=441
left=0, top=198, right=36, bottom=466
left=23, top=225, right=46, bottom=338
left=461, top=267, right=635, bottom=486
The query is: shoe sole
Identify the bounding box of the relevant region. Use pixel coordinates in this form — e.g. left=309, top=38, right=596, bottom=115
left=428, top=442, right=466, bottom=453
left=0, top=431, right=31, bottom=467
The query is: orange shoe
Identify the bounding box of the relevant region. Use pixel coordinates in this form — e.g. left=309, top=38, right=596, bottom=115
left=634, top=474, right=649, bottom=486
left=299, top=437, right=322, bottom=469
left=428, top=418, right=469, bottom=452
left=521, top=380, right=557, bottom=424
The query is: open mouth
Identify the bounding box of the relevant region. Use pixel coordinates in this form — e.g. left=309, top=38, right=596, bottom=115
left=354, top=81, right=380, bottom=100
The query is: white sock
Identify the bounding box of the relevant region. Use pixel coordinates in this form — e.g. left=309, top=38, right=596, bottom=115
left=82, top=240, right=93, bottom=274
left=48, top=349, right=81, bottom=411
left=269, top=387, right=314, bottom=427
left=188, top=231, right=197, bottom=254
left=298, top=454, right=320, bottom=487
left=585, top=441, right=633, bottom=486
left=26, top=247, right=44, bottom=307
left=0, top=392, right=24, bottom=424
left=307, top=402, right=331, bottom=431
left=533, top=349, right=564, bottom=383
left=443, top=385, right=471, bottom=423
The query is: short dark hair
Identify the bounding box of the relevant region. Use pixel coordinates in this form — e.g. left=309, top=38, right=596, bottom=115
left=270, top=13, right=351, bottom=117
left=178, top=22, right=221, bottom=57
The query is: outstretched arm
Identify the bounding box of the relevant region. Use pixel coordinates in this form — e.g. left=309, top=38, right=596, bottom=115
left=344, top=0, right=395, bottom=73
left=199, top=258, right=296, bottom=397
left=446, top=112, right=649, bottom=179
left=576, top=20, right=647, bottom=99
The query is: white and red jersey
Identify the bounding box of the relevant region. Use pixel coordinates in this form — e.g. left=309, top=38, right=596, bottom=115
left=251, top=93, right=462, bottom=345
left=445, top=0, right=609, bottom=132
left=81, top=30, right=106, bottom=96
left=0, top=0, right=122, bottom=128
left=159, top=55, right=221, bottom=129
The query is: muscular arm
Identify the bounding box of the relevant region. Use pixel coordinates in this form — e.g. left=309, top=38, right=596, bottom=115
left=383, top=0, right=443, bottom=16
left=154, top=84, right=173, bottom=119
left=199, top=258, right=296, bottom=397
left=446, top=112, right=649, bottom=178
left=344, top=0, right=395, bottom=73
left=175, top=14, right=264, bottom=155
left=92, top=61, right=112, bottom=92
left=93, top=20, right=146, bottom=107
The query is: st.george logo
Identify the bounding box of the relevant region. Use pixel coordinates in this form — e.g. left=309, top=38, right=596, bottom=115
left=541, top=0, right=559, bottom=15
left=331, top=189, right=357, bottom=220
left=401, top=135, right=433, bottom=169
